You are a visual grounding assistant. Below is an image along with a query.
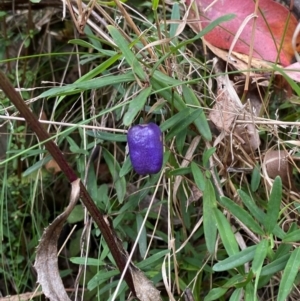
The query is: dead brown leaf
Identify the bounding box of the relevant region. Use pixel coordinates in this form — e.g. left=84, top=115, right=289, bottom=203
left=209, top=71, right=242, bottom=132
left=131, top=265, right=162, bottom=301
left=34, top=179, right=81, bottom=301
left=263, top=149, right=294, bottom=190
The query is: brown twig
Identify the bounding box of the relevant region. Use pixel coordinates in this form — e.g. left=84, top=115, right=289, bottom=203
left=0, top=70, right=136, bottom=297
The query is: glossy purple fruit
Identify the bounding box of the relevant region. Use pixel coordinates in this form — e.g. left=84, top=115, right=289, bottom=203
left=127, top=123, right=163, bottom=175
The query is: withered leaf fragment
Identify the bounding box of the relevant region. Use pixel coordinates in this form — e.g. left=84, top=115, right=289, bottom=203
left=34, top=179, right=81, bottom=301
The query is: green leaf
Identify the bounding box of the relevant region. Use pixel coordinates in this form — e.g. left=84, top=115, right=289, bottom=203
left=204, top=287, right=227, bottom=301
left=86, top=130, right=127, bottom=142
left=22, top=155, right=52, bottom=177
left=123, top=86, right=151, bottom=126
left=238, top=189, right=285, bottom=239
left=136, top=214, right=147, bottom=258
left=107, top=25, right=146, bottom=81
left=160, top=108, right=191, bottom=132
left=165, top=108, right=202, bottom=140
left=202, top=147, right=216, bottom=167
left=244, top=282, right=256, bottom=301
left=213, top=245, right=257, bottom=272
left=272, top=65, right=300, bottom=97
left=182, top=85, right=212, bottom=141
left=220, top=196, right=264, bottom=235
left=119, top=156, right=132, bottom=177
left=229, top=288, right=243, bottom=301
left=70, top=257, right=105, bottom=266
left=191, top=162, right=206, bottom=191
left=39, top=72, right=135, bottom=98
left=278, top=248, right=300, bottom=301
left=102, top=148, right=126, bottom=203
left=260, top=254, right=290, bottom=276
left=251, top=165, right=261, bottom=192
left=152, top=0, right=159, bottom=10
left=203, top=179, right=217, bottom=254
left=204, top=275, right=244, bottom=301
left=137, top=249, right=170, bottom=269
left=252, top=239, right=269, bottom=295
left=283, top=229, right=300, bottom=242
left=88, top=269, right=120, bottom=290
left=214, top=208, right=239, bottom=256
left=170, top=3, right=180, bottom=39
left=67, top=205, right=84, bottom=224
left=264, top=176, right=282, bottom=234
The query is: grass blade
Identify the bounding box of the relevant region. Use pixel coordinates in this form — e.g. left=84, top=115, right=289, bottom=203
left=191, top=161, right=206, bottom=191
left=203, top=179, right=217, bottom=254
left=238, top=189, right=285, bottom=239
left=214, top=208, right=239, bottom=256
left=252, top=239, right=269, bottom=295
left=278, top=248, right=300, bottom=301
left=165, top=108, right=202, bottom=140
left=213, top=245, right=257, bottom=272
left=264, top=176, right=282, bottom=234
left=39, top=72, right=135, bottom=98
left=107, top=26, right=146, bottom=81
left=182, top=85, right=212, bottom=141
left=123, top=86, right=152, bottom=126
left=220, top=196, right=264, bottom=235
left=102, top=148, right=126, bottom=203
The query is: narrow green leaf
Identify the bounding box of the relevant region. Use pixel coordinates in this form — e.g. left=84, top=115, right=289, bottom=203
left=220, top=196, right=264, bottom=235
left=203, top=180, right=217, bottom=254
left=214, top=208, right=239, bottom=256
left=244, top=282, right=257, bottom=301
left=152, top=0, right=159, bottom=10
left=86, top=130, right=127, bottom=142
left=278, top=248, right=300, bottom=301
left=137, top=249, right=170, bottom=269
left=88, top=269, right=120, bottom=290
left=252, top=239, right=269, bottom=273
left=175, top=127, right=187, bottom=154
left=283, top=229, right=300, bottom=242
left=22, top=156, right=52, bottom=177
left=192, top=14, right=235, bottom=41
left=204, top=275, right=244, bottom=301
left=107, top=25, right=146, bottom=81
left=102, top=148, right=126, bottom=203
left=272, top=65, right=300, bottom=97
left=160, top=108, right=190, bottom=132
left=252, top=239, right=269, bottom=295
left=136, top=214, right=147, bottom=258
left=168, top=167, right=191, bottom=176
left=123, top=86, right=151, bottom=126
left=260, top=253, right=290, bottom=276
left=238, top=189, right=285, bottom=239
left=182, top=85, right=212, bottom=141
left=39, top=72, right=135, bottom=98
left=150, top=77, right=186, bottom=109
left=229, top=288, right=243, bottom=301
left=67, top=205, right=84, bottom=224
left=166, top=108, right=202, bottom=140
left=251, top=165, right=261, bottom=192
left=170, top=3, right=180, bottom=39
left=204, top=287, right=227, bottom=301
left=202, top=147, right=216, bottom=167
left=191, top=162, right=206, bottom=191
left=119, top=156, right=132, bottom=177
left=70, top=257, right=105, bottom=266
left=213, top=245, right=257, bottom=272
left=264, top=176, right=282, bottom=234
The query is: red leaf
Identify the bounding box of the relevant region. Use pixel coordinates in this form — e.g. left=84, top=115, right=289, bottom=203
left=187, top=0, right=300, bottom=66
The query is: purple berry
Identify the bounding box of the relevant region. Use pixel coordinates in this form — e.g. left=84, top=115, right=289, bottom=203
left=127, top=123, right=163, bottom=175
